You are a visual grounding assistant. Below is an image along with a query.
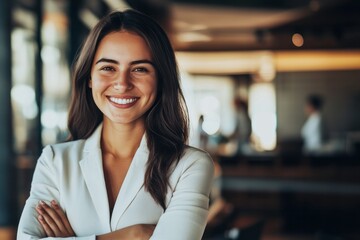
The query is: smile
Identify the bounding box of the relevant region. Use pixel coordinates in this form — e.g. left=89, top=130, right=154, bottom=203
left=108, top=97, right=138, bottom=105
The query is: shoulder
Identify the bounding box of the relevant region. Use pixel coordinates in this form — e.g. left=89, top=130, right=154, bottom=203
left=40, top=139, right=86, bottom=163
left=183, top=146, right=212, bottom=160
left=32, top=140, right=87, bottom=182
left=167, top=146, right=214, bottom=196
left=178, top=146, right=214, bottom=173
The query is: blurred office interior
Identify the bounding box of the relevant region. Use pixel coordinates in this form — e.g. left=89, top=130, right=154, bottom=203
left=1, top=0, right=360, bottom=239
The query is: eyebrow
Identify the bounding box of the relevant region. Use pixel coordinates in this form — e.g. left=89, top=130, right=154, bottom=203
left=95, top=58, right=155, bottom=66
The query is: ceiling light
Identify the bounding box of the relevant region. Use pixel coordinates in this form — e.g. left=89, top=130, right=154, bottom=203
left=292, top=33, right=304, bottom=47
left=177, top=32, right=212, bottom=42
left=174, top=21, right=208, bottom=31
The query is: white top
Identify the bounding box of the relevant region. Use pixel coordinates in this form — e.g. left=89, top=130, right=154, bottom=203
left=301, top=112, right=323, bottom=152
left=17, top=124, right=214, bottom=240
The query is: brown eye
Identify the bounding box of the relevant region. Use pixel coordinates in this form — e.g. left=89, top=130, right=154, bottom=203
left=133, top=67, right=148, bottom=73
left=101, top=66, right=115, bottom=72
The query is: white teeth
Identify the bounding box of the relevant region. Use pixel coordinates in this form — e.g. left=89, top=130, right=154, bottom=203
left=109, top=97, right=137, bottom=105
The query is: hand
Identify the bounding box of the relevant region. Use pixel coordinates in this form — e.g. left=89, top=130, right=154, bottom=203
left=36, top=200, right=75, bottom=237
left=97, top=224, right=156, bottom=240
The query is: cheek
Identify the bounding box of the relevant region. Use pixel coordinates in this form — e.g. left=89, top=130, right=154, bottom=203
left=148, top=83, right=158, bottom=101
left=149, top=78, right=158, bottom=95
left=138, top=77, right=157, bottom=95
left=90, top=78, right=109, bottom=91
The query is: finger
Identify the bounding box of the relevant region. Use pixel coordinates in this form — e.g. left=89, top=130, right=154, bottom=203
left=38, top=215, right=55, bottom=237
left=39, top=201, right=68, bottom=234
left=35, top=204, right=44, bottom=215
left=38, top=202, right=62, bottom=236
left=51, top=200, right=75, bottom=235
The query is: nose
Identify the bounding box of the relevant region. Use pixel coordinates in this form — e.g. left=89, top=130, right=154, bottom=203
left=113, top=70, right=133, bottom=92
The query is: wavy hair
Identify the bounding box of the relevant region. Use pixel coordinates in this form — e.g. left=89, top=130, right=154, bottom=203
left=67, top=10, right=189, bottom=209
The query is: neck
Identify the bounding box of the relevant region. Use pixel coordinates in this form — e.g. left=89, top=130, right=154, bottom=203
left=101, top=118, right=145, bottom=159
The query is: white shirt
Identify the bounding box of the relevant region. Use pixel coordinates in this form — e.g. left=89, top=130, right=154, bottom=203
left=301, top=112, right=323, bottom=152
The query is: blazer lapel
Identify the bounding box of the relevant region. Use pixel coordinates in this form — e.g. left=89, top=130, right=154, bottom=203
left=79, top=124, right=111, bottom=230
left=110, top=135, right=149, bottom=229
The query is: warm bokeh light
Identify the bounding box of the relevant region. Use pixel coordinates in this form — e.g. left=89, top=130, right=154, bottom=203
left=199, top=95, right=221, bottom=135
left=249, top=83, right=277, bottom=151
left=177, top=51, right=360, bottom=75
left=275, top=50, right=360, bottom=71
left=256, top=54, right=276, bottom=82
left=11, top=84, right=38, bottom=120
left=177, top=32, right=212, bottom=42
left=292, top=33, right=304, bottom=47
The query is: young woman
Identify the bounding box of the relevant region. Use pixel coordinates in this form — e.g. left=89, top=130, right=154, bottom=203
left=17, top=10, right=214, bottom=240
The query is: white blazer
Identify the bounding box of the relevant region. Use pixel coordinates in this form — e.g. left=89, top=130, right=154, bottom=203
left=17, top=124, right=214, bottom=240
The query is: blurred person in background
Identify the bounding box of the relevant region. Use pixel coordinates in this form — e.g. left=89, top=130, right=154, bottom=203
left=301, top=94, right=328, bottom=154
left=232, top=97, right=252, bottom=156
left=17, top=9, right=214, bottom=240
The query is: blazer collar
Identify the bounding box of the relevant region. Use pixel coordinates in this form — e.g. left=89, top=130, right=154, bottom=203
left=79, top=123, right=149, bottom=230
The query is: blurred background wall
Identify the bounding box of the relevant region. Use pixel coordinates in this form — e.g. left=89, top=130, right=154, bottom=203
left=1, top=0, right=360, bottom=239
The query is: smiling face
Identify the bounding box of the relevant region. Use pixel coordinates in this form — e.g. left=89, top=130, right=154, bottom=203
left=89, top=31, right=157, bottom=127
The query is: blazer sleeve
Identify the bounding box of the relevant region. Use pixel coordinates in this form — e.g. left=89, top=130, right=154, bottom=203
left=17, top=146, right=96, bottom=240
left=150, top=150, right=215, bottom=240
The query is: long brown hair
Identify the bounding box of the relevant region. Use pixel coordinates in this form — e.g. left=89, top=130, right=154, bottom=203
left=67, top=10, right=189, bottom=209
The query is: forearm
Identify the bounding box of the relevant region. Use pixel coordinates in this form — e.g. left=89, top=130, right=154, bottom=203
left=96, top=224, right=155, bottom=240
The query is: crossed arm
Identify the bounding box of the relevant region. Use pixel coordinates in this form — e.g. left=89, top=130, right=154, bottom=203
left=18, top=146, right=214, bottom=240
left=35, top=200, right=154, bottom=240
